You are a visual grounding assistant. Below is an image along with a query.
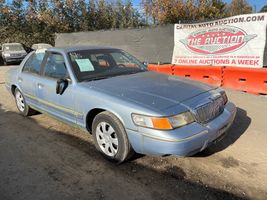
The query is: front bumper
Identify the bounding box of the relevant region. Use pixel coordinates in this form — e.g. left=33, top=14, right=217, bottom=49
left=4, top=56, right=25, bottom=64
left=126, top=102, right=237, bottom=156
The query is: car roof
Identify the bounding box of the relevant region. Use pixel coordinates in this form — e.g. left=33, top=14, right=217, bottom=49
left=33, top=43, right=51, bottom=45
left=2, top=43, right=22, bottom=46
left=47, top=46, right=120, bottom=53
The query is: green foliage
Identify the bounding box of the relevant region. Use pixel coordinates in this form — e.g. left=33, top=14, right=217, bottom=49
left=142, top=0, right=253, bottom=24
left=0, top=0, right=256, bottom=47
left=225, top=0, right=252, bottom=16
left=0, top=0, right=144, bottom=47
left=260, top=5, right=267, bottom=13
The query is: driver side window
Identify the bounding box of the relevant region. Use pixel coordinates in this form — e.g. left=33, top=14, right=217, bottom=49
left=43, top=53, right=69, bottom=79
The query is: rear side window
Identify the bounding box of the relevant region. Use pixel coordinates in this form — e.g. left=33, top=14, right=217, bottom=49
left=43, top=53, right=68, bottom=79
left=22, top=52, right=45, bottom=74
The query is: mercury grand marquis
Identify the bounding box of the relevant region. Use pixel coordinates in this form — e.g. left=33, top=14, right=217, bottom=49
left=5, top=46, right=237, bottom=162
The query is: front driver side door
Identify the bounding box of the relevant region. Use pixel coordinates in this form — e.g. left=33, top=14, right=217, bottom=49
left=35, top=52, right=77, bottom=125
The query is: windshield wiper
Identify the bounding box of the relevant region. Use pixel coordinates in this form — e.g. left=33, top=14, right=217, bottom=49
left=125, top=70, right=146, bottom=75
left=83, top=70, right=146, bottom=82
left=111, top=70, right=146, bottom=77
left=85, top=76, right=109, bottom=82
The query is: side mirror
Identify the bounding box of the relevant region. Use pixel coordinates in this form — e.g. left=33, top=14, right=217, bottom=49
left=143, top=61, right=148, bottom=67
left=56, top=79, right=68, bottom=95
left=27, top=47, right=33, bottom=53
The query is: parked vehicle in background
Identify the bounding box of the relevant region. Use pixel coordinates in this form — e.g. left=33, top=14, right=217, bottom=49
left=1, top=43, right=28, bottom=65
left=5, top=46, right=236, bottom=163
left=31, top=43, right=52, bottom=50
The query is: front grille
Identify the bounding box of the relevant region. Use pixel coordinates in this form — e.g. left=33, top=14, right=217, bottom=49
left=193, top=96, right=225, bottom=124
left=11, top=53, right=22, bottom=57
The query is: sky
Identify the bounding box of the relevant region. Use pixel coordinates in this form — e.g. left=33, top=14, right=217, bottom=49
left=133, top=0, right=267, bottom=12
left=4, top=0, right=267, bottom=12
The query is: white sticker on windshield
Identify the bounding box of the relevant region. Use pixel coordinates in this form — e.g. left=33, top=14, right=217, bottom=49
left=75, top=59, right=94, bottom=72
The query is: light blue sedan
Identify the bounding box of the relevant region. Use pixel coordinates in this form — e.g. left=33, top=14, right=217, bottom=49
left=5, top=46, right=237, bottom=162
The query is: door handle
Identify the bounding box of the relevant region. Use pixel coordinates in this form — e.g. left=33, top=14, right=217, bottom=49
left=37, top=83, right=44, bottom=89
left=18, top=77, right=23, bottom=83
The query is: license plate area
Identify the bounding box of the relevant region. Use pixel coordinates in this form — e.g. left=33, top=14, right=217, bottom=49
left=213, top=124, right=229, bottom=144
left=218, top=124, right=228, bottom=136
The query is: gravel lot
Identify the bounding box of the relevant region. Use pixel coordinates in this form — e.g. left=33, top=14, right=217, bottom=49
left=0, top=65, right=266, bottom=200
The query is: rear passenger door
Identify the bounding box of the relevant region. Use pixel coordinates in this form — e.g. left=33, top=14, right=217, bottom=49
left=18, top=52, right=44, bottom=108
left=35, top=52, right=77, bottom=125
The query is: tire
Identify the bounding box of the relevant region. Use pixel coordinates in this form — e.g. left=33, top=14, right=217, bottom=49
left=14, top=88, right=36, bottom=116
left=92, top=111, right=134, bottom=163
left=3, top=60, right=7, bottom=66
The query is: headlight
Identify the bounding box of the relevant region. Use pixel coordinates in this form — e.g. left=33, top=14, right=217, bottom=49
left=132, top=112, right=195, bottom=130
left=168, top=112, right=195, bottom=128
left=4, top=53, right=10, bottom=57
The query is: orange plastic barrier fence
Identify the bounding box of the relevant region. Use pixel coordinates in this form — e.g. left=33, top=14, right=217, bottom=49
left=172, top=66, right=223, bottom=87
left=223, top=67, right=267, bottom=95
left=148, top=64, right=267, bottom=95
left=147, top=64, right=173, bottom=75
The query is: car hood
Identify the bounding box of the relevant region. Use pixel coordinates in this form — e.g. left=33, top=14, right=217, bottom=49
left=82, top=71, right=215, bottom=111
left=3, top=50, right=26, bottom=54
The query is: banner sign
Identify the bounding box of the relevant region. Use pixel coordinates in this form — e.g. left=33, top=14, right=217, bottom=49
left=172, top=13, right=267, bottom=68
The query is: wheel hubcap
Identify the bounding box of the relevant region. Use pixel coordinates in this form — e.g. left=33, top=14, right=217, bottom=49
left=96, top=122, right=118, bottom=157
left=15, top=91, right=25, bottom=112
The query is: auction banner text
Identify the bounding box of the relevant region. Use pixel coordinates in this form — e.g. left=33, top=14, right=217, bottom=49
left=172, top=13, right=267, bottom=68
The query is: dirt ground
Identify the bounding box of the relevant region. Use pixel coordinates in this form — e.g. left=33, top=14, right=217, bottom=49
left=0, top=65, right=266, bottom=200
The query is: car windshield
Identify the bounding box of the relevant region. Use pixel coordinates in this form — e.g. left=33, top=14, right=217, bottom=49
left=68, top=49, right=147, bottom=82
left=4, top=44, right=24, bottom=51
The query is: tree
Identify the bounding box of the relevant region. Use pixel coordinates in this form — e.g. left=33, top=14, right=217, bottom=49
left=260, top=5, right=267, bottom=13
left=196, top=0, right=227, bottom=20
left=95, top=0, right=112, bottom=30
left=88, top=0, right=97, bottom=30
left=142, top=0, right=186, bottom=24
left=0, top=0, right=10, bottom=42
left=0, top=0, right=155, bottom=46
left=10, top=0, right=24, bottom=26
left=62, top=0, right=80, bottom=32
left=226, top=0, right=252, bottom=16
left=0, top=0, right=9, bottom=26
left=5, top=0, right=26, bottom=43
left=142, top=0, right=228, bottom=24
left=78, top=0, right=89, bottom=31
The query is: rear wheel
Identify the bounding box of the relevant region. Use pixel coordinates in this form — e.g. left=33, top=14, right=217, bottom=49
left=14, top=88, right=36, bottom=116
left=92, top=111, right=134, bottom=163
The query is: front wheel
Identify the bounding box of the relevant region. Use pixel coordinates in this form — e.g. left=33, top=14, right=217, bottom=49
left=92, top=111, right=134, bottom=163
left=14, top=88, right=36, bottom=116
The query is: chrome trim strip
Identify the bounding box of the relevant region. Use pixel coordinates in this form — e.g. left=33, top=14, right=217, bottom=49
left=24, top=93, right=83, bottom=117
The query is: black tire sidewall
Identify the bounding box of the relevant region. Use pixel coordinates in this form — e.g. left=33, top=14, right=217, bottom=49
left=92, top=112, right=131, bottom=163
